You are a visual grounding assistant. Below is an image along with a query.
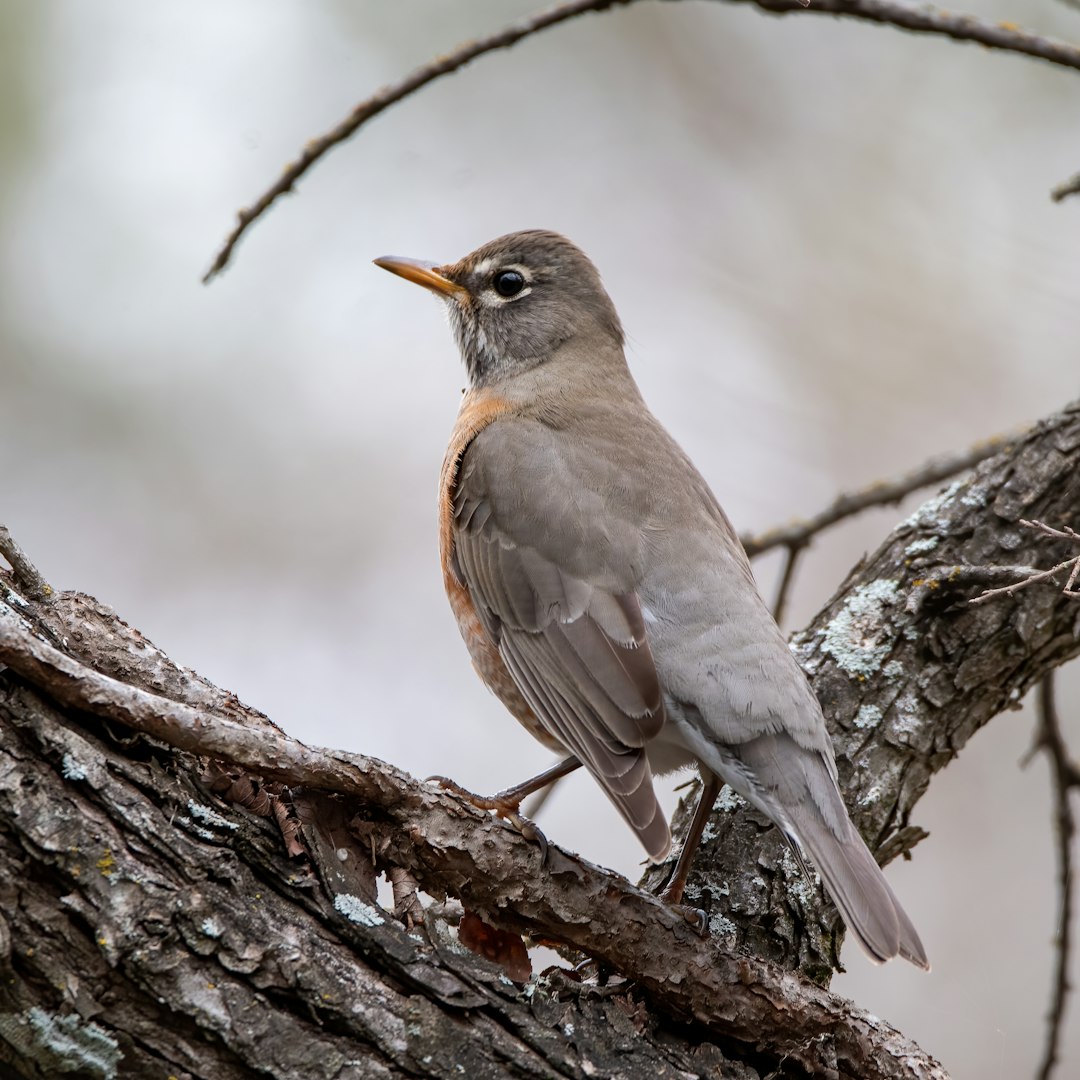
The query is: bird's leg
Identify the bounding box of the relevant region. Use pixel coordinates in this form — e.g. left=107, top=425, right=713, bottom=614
left=660, top=770, right=721, bottom=907
left=427, top=755, right=581, bottom=815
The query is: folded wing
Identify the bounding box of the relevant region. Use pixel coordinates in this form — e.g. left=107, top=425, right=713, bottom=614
left=451, top=439, right=670, bottom=860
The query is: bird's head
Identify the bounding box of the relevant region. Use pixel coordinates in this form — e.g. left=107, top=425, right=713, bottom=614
left=375, top=229, right=624, bottom=387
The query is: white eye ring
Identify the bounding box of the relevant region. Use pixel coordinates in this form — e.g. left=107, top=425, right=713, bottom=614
left=488, top=266, right=531, bottom=302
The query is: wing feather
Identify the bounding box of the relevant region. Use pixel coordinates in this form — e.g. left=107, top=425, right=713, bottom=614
left=452, top=439, right=670, bottom=860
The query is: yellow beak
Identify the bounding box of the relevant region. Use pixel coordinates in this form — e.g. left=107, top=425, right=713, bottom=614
left=373, top=256, right=466, bottom=299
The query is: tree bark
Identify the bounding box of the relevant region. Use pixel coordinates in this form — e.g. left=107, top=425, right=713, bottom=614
left=0, top=398, right=1077, bottom=1080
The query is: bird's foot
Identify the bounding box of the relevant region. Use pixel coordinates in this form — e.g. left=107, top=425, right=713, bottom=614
left=669, top=903, right=709, bottom=937
left=657, top=877, right=708, bottom=937
left=425, top=774, right=524, bottom=815
left=426, top=775, right=549, bottom=861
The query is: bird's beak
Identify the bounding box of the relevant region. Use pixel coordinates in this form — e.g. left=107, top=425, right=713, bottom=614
left=373, top=256, right=466, bottom=299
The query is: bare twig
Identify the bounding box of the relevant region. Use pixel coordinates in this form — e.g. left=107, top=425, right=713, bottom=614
left=0, top=525, right=53, bottom=602
left=204, top=0, right=1080, bottom=281
left=0, top=599, right=945, bottom=1079
left=742, top=436, right=1007, bottom=557
left=1031, top=674, right=1080, bottom=1080
left=969, top=520, right=1080, bottom=605
left=745, top=0, right=1080, bottom=73
left=1051, top=171, right=1080, bottom=203
left=202, top=0, right=635, bottom=282
left=771, top=543, right=803, bottom=627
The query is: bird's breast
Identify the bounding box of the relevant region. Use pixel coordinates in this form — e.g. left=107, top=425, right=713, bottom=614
left=438, top=388, right=563, bottom=752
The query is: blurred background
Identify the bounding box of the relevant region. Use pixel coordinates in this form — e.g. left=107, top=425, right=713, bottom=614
left=1, top=1, right=1078, bottom=1075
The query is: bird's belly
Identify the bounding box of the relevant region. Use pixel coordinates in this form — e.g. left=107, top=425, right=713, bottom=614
left=644, top=725, right=697, bottom=777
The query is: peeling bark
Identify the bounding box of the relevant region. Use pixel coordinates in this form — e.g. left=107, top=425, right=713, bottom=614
left=0, top=398, right=1077, bottom=1079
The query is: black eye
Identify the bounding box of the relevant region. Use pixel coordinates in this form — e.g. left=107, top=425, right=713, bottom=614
left=492, top=270, right=525, bottom=298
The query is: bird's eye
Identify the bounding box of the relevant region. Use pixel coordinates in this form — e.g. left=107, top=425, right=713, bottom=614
left=492, top=270, right=526, bottom=298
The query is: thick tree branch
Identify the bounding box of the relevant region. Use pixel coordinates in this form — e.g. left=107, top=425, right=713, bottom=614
left=0, top=599, right=943, bottom=1079
left=203, top=1, right=1080, bottom=280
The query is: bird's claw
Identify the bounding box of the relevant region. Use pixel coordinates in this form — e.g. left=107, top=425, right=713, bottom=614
left=671, top=903, right=709, bottom=937
left=505, top=811, right=550, bottom=864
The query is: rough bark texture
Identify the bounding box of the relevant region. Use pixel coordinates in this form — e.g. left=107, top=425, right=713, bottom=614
left=0, top=398, right=1078, bottom=1079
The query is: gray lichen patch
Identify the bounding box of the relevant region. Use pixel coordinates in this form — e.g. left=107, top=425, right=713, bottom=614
left=334, top=893, right=385, bottom=927
left=201, top=917, right=225, bottom=940
left=707, top=913, right=737, bottom=939
left=903, top=479, right=964, bottom=531
left=821, top=580, right=904, bottom=679
left=715, top=785, right=746, bottom=813
left=891, top=689, right=925, bottom=736
left=0, top=1008, right=122, bottom=1079
left=186, top=800, right=238, bottom=831
left=960, top=484, right=989, bottom=508
left=854, top=705, right=883, bottom=730
left=903, top=537, right=939, bottom=557
left=60, top=753, right=88, bottom=782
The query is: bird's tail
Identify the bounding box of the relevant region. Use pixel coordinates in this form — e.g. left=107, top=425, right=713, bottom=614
left=788, top=798, right=929, bottom=970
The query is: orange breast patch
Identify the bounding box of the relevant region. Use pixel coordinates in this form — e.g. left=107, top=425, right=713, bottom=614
left=439, top=389, right=563, bottom=752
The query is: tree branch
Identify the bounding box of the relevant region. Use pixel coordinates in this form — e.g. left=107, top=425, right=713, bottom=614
left=744, top=0, right=1080, bottom=72
left=202, top=0, right=1080, bottom=280
left=0, top=599, right=944, bottom=1079
left=0, top=525, right=53, bottom=603
left=969, top=519, right=1080, bottom=605
left=741, top=433, right=1009, bottom=558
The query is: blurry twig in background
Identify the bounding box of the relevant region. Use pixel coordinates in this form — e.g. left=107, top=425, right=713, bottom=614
left=203, top=0, right=1080, bottom=281
left=969, top=520, right=1080, bottom=606
left=741, top=435, right=1009, bottom=558
left=201, top=0, right=637, bottom=283
left=769, top=543, right=802, bottom=626
left=1051, top=172, right=1080, bottom=203
left=741, top=434, right=1009, bottom=625
left=1027, top=675, right=1080, bottom=1080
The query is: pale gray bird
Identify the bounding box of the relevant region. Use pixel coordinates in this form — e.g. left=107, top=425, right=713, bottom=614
left=375, top=230, right=928, bottom=968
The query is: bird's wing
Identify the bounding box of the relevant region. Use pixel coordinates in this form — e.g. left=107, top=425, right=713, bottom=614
left=451, top=420, right=670, bottom=860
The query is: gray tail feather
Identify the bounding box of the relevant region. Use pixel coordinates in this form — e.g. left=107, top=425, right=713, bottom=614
left=788, top=812, right=930, bottom=971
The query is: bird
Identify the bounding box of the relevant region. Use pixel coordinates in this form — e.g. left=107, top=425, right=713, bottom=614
left=374, top=230, right=928, bottom=969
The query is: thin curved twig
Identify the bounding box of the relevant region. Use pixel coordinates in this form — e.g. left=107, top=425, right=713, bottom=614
left=203, top=0, right=1080, bottom=281
left=1031, top=674, right=1080, bottom=1080
left=771, top=542, right=803, bottom=627
left=747, top=0, right=1080, bottom=72
left=202, top=0, right=634, bottom=282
